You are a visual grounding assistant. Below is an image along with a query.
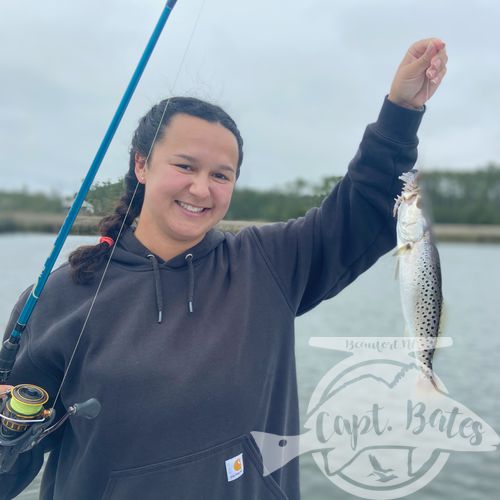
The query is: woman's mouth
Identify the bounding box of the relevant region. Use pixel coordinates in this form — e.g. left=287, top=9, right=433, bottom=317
left=175, top=200, right=209, bottom=214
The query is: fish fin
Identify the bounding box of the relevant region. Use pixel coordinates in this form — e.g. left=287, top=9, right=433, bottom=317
left=433, top=375, right=447, bottom=394
left=393, top=243, right=412, bottom=257
left=416, top=370, right=446, bottom=395
left=393, top=195, right=402, bottom=217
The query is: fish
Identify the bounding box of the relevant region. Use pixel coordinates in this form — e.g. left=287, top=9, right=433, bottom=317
left=393, top=169, right=443, bottom=391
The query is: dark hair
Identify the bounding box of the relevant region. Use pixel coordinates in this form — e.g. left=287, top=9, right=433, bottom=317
left=69, top=96, right=244, bottom=284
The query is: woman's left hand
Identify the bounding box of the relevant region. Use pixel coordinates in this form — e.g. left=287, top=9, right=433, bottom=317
left=0, top=385, right=13, bottom=401
left=388, top=38, right=448, bottom=109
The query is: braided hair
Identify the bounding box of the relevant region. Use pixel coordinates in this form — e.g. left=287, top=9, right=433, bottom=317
left=68, top=97, right=244, bottom=284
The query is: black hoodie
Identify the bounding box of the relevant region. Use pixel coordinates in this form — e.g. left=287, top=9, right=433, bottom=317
left=1, top=98, right=423, bottom=500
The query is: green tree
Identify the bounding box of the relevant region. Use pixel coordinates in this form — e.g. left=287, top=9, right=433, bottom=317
left=84, top=180, right=124, bottom=215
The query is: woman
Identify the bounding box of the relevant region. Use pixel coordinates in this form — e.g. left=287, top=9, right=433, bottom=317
left=1, top=38, right=447, bottom=500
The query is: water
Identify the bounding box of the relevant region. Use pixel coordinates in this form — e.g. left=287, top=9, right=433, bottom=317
left=1, top=234, right=499, bottom=499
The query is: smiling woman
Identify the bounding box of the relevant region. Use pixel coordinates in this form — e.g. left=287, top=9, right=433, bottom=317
left=68, top=96, right=244, bottom=283
left=1, top=38, right=448, bottom=500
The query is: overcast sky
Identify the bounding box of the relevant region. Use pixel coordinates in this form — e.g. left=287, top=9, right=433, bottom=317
left=1, top=0, right=499, bottom=194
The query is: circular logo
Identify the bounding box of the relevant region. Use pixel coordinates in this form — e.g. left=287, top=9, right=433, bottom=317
left=306, top=356, right=449, bottom=499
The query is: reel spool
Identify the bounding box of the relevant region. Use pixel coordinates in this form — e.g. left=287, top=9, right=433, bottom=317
left=0, top=384, right=100, bottom=473
left=1, top=384, right=50, bottom=437
left=0, top=383, right=55, bottom=473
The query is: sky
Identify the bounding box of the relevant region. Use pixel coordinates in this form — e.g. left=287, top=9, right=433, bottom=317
left=1, top=0, right=499, bottom=194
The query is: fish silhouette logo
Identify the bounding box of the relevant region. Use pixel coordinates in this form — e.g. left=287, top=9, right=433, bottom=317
left=252, top=337, right=500, bottom=499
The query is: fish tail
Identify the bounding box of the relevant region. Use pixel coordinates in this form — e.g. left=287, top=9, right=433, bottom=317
left=416, top=366, right=445, bottom=394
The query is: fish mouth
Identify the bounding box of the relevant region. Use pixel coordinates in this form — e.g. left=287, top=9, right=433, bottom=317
left=399, top=169, right=420, bottom=193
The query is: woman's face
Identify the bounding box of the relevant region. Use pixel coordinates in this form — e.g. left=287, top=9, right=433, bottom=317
left=135, top=113, right=239, bottom=253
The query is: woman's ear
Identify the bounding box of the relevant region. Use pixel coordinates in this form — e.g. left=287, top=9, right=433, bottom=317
left=134, top=153, right=147, bottom=184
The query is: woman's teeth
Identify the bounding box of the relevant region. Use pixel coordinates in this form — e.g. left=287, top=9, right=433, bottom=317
left=177, top=201, right=206, bottom=213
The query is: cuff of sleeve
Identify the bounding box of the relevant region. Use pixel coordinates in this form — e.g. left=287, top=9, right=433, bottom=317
left=375, top=95, right=425, bottom=144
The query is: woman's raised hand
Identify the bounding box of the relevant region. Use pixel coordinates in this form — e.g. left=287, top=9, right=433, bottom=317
left=389, top=38, right=448, bottom=109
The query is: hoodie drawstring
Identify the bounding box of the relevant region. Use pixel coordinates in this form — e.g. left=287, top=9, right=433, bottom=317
left=147, top=252, right=195, bottom=322
left=185, top=253, right=194, bottom=313
left=147, top=254, right=164, bottom=323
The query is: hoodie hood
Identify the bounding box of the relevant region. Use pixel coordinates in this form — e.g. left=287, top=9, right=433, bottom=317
left=112, top=226, right=226, bottom=269
left=110, top=227, right=226, bottom=321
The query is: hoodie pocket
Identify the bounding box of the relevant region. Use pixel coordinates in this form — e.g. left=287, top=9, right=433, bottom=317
left=102, top=434, right=289, bottom=500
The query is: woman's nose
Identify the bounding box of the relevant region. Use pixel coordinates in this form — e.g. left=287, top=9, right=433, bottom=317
left=188, top=174, right=210, bottom=199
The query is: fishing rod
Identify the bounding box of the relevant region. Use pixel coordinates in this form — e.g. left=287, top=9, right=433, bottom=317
left=0, top=0, right=178, bottom=472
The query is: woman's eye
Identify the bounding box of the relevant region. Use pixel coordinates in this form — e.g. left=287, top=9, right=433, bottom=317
left=175, top=164, right=192, bottom=171
left=213, top=172, right=229, bottom=181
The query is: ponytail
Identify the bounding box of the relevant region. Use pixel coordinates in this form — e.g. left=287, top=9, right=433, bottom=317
left=68, top=169, right=144, bottom=284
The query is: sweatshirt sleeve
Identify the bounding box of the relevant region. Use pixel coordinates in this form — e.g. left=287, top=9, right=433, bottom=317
left=0, top=288, right=62, bottom=499
left=250, top=97, right=424, bottom=315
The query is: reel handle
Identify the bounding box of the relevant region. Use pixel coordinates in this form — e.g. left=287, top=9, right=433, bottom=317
left=39, top=398, right=102, bottom=437
left=72, top=398, right=101, bottom=419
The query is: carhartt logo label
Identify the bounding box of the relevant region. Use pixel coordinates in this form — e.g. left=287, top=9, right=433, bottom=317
left=225, top=453, right=244, bottom=482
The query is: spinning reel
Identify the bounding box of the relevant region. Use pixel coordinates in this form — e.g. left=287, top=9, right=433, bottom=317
left=0, top=384, right=100, bottom=473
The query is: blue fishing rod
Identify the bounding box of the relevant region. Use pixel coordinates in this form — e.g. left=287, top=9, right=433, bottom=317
left=0, top=0, right=178, bottom=472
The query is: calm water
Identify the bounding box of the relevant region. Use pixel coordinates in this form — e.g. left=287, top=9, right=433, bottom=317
left=1, top=233, right=499, bottom=500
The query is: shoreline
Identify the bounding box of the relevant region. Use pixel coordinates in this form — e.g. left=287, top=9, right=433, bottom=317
left=1, top=212, right=500, bottom=243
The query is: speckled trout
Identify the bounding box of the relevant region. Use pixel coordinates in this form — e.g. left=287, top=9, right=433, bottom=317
left=393, top=169, right=443, bottom=391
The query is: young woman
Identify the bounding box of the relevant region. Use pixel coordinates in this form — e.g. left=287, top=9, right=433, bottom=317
left=1, top=38, right=447, bottom=500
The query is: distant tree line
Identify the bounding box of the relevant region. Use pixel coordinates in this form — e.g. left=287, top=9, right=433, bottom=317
left=0, top=189, right=63, bottom=214
left=2, top=166, right=500, bottom=224
left=419, top=166, right=500, bottom=224
left=225, top=176, right=342, bottom=221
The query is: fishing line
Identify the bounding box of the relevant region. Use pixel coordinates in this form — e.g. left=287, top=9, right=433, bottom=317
left=52, top=0, right=206, bottom=409
left=417, top=67, right=433, bottom=171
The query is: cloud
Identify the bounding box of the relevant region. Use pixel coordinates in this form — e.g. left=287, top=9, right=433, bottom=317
left=1, top=0, right=499, bottom=193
